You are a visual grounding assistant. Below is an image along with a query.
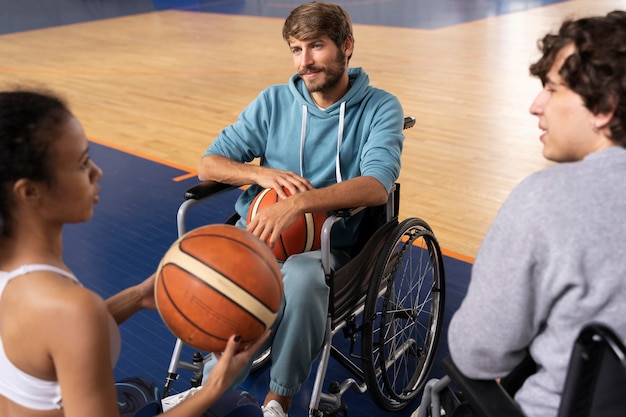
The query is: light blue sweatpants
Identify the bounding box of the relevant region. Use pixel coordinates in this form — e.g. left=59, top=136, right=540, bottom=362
left=203, top=248, right=350, bottom=397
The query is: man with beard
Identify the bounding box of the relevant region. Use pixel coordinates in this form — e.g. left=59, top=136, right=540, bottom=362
left=197, top=2, right=405, bottom=416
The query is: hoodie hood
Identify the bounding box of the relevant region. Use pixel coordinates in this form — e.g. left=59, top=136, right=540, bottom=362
left=287, top=67, right=369, bottom=182
left=288, top=67, right=369, bottom=117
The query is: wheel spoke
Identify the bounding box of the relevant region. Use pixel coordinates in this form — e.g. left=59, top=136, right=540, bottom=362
left=362, top=219, right=446, bottom=410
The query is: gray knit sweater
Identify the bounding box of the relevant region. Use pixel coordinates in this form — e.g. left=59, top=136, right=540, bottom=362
left=448, top=146, right=626, bottom=417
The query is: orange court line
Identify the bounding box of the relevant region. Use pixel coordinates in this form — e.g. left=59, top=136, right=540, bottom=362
left=172, top=172, right=199, bottom=182
left=87, top=136, right=195, bottom=180
left=406, top=234, right=474, bottom=265
left=89, top=136, right=474, bottom=265
left=441, top=248, right=474, bottom=265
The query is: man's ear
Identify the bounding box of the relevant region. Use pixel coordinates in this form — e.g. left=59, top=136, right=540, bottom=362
left=594, top=111, right=614, bottom=132
left=594, top=94, right=618, bottom=131
left=344, top=35, right=354, bottom=61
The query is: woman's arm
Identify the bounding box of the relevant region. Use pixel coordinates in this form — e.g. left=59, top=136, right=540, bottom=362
left=51, top=287, right=121, bottom=417
left=105, top=273, right=156, bottom=324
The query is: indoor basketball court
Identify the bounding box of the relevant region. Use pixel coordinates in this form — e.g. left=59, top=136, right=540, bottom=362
left=0, top=0, right=622, bottom=416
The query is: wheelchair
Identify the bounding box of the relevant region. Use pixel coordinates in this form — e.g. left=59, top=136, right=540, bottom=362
left=162, top=116, right=447, bottom=416
left=416, top=323, right=626, bottom=417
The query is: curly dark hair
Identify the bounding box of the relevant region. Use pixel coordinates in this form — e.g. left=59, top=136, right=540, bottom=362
left=0, top=89, right=71, bottom=232
left=282, top=1, right=353, bottom=60
left=529, top=10, right=626, bottom=146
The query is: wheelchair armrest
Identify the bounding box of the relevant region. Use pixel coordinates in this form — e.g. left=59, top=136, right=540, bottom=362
left=403, top=115, right=416, bottom=130
left=442, top=356, right=526, bottom=417
left=186, top=117, right=413, bottom=201
left=328, top=206, right=367, bottom=218
left=177, top=181, right=239, bottom=236
left=184, top=180, right=236, bottom=201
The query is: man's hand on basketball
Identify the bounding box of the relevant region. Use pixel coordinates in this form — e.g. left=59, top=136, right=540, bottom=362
left=256, top=168, right=313, bottom=199
left=247, top=198, right=302, bottom=249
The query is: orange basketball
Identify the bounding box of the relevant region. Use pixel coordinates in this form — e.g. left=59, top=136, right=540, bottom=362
left=154, top=224, right=284, bottom=352
left=247, top=188, right=327, bottom=261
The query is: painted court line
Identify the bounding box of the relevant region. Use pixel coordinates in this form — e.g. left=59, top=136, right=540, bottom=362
left=89, top=135, right=474, bottom=264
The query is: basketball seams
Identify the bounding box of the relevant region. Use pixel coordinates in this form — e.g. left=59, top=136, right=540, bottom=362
left=156, top=270, right=244, bottom=345
left=249, top=188, right=272, bottom=219
left=247, top=187, right=326, bottom=261
left=183, top=231, right=283, bottom=302
left=166, top=246, right=278, bottom=327
left=277, top=236, right=288, bottom=261
left=304, top=213, right=314, bottom=252
left=155, top=224, right=284, bottom=352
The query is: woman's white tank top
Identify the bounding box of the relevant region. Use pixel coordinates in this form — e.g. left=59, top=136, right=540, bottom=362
left=0, top=264, right=121, bottom=410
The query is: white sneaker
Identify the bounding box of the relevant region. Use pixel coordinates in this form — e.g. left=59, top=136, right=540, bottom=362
left=261, top=399, right=288, bottom=417
left=161, top=387, right=201, bottom=411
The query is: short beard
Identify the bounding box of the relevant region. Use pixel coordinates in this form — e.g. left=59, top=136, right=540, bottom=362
left=301, top=49, right=346, bottom=94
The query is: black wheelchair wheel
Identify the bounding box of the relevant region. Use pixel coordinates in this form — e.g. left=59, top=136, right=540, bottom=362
left=362, top=217, right=446, bottom=411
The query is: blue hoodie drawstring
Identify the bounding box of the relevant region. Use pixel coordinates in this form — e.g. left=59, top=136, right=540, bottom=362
left=300, top=104, right=307, bottom=177
left=299, top=102, right=346, bottom=183
left=336, top=101, right=346, bottom=183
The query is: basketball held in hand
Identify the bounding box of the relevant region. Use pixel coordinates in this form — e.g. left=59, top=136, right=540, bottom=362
left=154, top=224, right=284, bottom=352
left=246, top=187, right=327, bottom=261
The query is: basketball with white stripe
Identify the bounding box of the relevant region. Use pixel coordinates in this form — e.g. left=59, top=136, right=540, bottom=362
left=247, top=187, right=327, bottom=261
left=155, top=224, right=284, bottom=352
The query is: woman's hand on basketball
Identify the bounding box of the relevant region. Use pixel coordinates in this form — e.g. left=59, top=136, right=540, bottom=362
left=207, top=331, right=271, bottom=393
left=256, top=168, right=313, bottom=199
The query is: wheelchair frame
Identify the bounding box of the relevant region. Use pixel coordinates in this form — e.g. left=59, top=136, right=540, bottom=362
left=162, top=116, right=447, bottom=416
left=309, top=185, right=446, bottom=416
left=417, top=323, right=626, bottom=417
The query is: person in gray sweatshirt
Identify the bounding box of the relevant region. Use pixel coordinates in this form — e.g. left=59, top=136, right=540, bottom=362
left=448, top=10, right=626, bottom=417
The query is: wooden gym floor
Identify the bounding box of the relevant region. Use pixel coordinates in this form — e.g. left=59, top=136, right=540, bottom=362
left=1, top=0, right=622, bottom=261
left=1, top=1, right=624, bottom=416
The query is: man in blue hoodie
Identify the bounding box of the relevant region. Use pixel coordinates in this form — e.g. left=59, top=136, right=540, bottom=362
left=198, top=2, right=404, bottom=416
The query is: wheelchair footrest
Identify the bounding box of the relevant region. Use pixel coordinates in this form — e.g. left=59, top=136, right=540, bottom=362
left=317, top=402, right=348, bottom=417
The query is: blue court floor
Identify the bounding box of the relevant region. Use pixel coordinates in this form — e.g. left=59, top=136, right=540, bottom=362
left=64, top=141, right=472, bottom=417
